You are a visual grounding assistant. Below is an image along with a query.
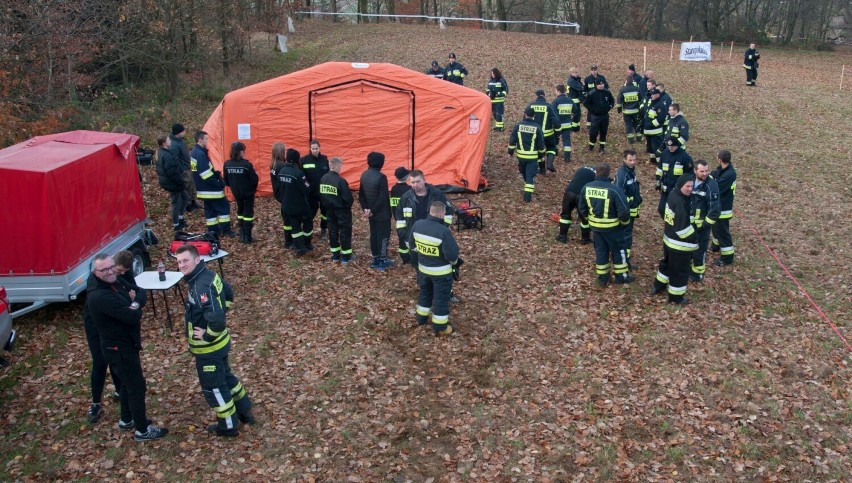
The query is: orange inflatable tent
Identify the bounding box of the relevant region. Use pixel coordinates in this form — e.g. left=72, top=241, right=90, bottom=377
left=202, top=62, right=491, bottom=196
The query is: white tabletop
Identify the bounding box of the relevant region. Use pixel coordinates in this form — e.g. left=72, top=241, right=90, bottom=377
left=135, top=271, right=183, bottom=290
left=170, top=249, right=229, bottom=262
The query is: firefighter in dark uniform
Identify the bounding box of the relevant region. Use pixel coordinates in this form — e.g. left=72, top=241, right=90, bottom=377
left=566, top=67, right=585, bottom=132
left=486, top=68, right=509, bottom=132
left=300, top=140, right=331, bottom=239
left=627, top=64, right=643, bottom=87
left=711, top=150, right=737, bottom=266
left=412, top=201, right=461, bottom=335
left=395, top=170, right=454, bottom=270
left=527, top=89, right=560, bottom=174
left=656, top=137, right=694, bottom=219
left=191, top=131, right=234, bottom=237
left=508, top=107, right=546, bottom=202
left=223, top=142, right=259, bottom=244
left=269, top=143, right=292, bottom=249
left=583, top=65, right=608, bottom=127
left=689, top=159, right=720, bottom=281
left=273, top=148, right=313, bottom=255
left=641, top=88, right=667, bottom=165
left=552, top=84, right=575, bottom=162
left=176, top=244, right=254, bottom=437
left=662, top=103, right=690, bottom=151
left=616, top=75, right=643, bottom=144
left=445, top=52, right=468, bottom=85
left=583, top=79, right=615, bottom=154
left=651, top=174, right=697, bottom=305
left=743, top=43, right=760, bottom=86
left=319, top=157, right=354, bottom=264
left=578, top=163, right=633, bottom=286
left=390, top=167, right=413, bottom=264
left=426, top=60, right=446, bottom=80
left=614, top=149, right=642, bottom=268
left=555, top=165, right=596, bottom=244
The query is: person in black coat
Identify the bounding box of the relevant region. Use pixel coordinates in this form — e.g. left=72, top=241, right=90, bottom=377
left=583, top=79, right=616, bottom=154
left=320, top=157, right=355, bottom=263
left=156, top=135, right=187, bottom=230
left=224, top=142, right=260, bottom=244
left=273, top=148, right=313, bottom=255
left=300, top=140, right=331, bottom=239
left=359, top=152, right=393, bottom=270
left=651, top=174, right=697, bottom=305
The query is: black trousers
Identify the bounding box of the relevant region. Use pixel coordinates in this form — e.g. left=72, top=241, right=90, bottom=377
left=308, top=194, right=327, bottom=230
left=558, top=191, right=590, bottom=240
left=692, top=226, right=711, bottom=276
left=589, top=113, right=610, bottom=146
left=593, top=228, right=629, bottom=281
left=712, top=217, right=734, bottom=263
left=284, top=213, right=313, bottom=252
left=623, top=113, right=641, bottom=140
left=103, top=350, right=149, bottom=429
left=623, top=216, right=636, bottom=259
left=653, top=246, right=692, bottom=303
left=280, top=208, right=293, bottom=247
left=570, top=99, right=581, bottom=131
left=327, top=206, right=353, bottom=259
left=369, top=217, right=391, bottom=258
left=84, top=323, right=121, bottom=404
left=415, top=272, right=454, bottom=333
left=746, top=66, right=758, bottom=84
left=646, top=134, right=663, bottom=162
left=202, top=198, right=231, bottom=232
left=196, top=353, right=252, bottom=432
left=235, top=196, right=255, bottom=225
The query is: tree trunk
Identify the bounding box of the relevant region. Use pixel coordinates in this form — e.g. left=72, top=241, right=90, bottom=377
left=218, top=0, right=230, bottom=77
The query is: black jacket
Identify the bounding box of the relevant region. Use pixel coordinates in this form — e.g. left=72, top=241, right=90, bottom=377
left=508, top=119, right=545, bottom=161
left=390, top=182, right=412, bottom=218
left=616, top=84, right=642, bottom=115
left=744, top=48, right=760, bottom=68
left=157, top=147, right=185, bottom=192
left=615, top=163, right=643, bottom=218
left=664, top=113, right=690, bottom=147
left=584, top=74, right=609, bottom=93
left=410, top=215, right=460, bottom=276
left=319, top=171, right=354, bottom=211
left=358, top=158, right=391, bottom=220
left=223, top=158, right=259, bottom=199
left=657, top=147, right=694, bottom=193
left=577, top=177, right=631, bottom=231
left=566, top=165, right=597, bottom=194
left=567, top=75, right=585, bottom=101
left=552, top=93, right=575, bottom=131
left=299, top=153, right=330, bottom=197
left=395, top=184, right=452, bottom=243
left=663, top=189, right=697, bottom=252
left=527, top=96, right=560, bottom=136
left=583, top=88, right=615, bottom=116
left=273, top=162, right=311, bottom=216
left=444, top=61, right=468, bottom=85
left=86, top=273, right=144, bottom=353
left=169, top=134, right=191, bottom=171
left=690, top=177, right=720, bottom=229
left=712, top=163, right=737, bottom=219
left=183, top=261, right=234, bottom=357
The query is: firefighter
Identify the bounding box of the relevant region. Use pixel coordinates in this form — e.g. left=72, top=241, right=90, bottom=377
left=273, top=148, right=313, bottom=255
left=616, top=74, right=642, bottom=144
left=566, top=67, right=585, bottom=132
left=527, top=89, right=560, bottom=173
left=191, top=131, right=235, bottom=237
left=689, top=159, right=720, bottom=281
left=223, top=142, right=259, bottom=244
left=445, top=52, right=468, bottom=85
left=552, top=84, right=575, bottom=162
left=555, top=165, right=596, bottom=244
left=486, top=68, right=509, bottom=132
left=743, top=43, right=760, bottom=86
left=359, top=152, right=394, bottom=270
left=300, top=140, right=331, bottom=239
left=711, top=149, right=737, bottom=266
left=614, top=149, right=642, bottom=268
left=583, top=65, right=608, bottom=127
left=269, top=143, right=293, bottom=249
left=627, top=64, right=643, bottom=87
left=656, top=137, right=694, bottom=219
left=657, top=82, right=674, bottom=111
left=583, top=79, right=615, bottom=154
left=176, top=245, right=254, bottom=438
left=390, top=167, right=413, bottom=264
left=426, top=60, right=446, bottom=80
left=639, top=70, right=655, bottom=100
left=319, top=157, right=354, bottom=264
left=651, top=174, right=696, bottom=305
left=508, top=107, right=546, bottom=202
left=663, top=103, right=690, bottom=150
left=641, top=88, right=666, bottom=165
left=577, top=163, right=633, bottom=286
left=411, top=201, right=461, bottom=335
left=395, top=170, right=454, bottom=269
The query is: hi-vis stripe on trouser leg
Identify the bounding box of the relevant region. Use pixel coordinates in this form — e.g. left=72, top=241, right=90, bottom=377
left=211, top=388, right=237, bottom=429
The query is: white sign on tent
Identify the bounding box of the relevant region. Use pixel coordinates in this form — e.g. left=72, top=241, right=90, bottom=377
left=679, top=42, right=712, bottom=62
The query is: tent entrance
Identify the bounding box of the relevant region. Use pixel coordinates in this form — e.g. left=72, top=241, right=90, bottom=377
left=309, top=80, right=414, bottom=188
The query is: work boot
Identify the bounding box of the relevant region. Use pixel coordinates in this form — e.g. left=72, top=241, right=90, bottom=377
left=596, top=276, right=610, bottom=288
left=649, top=285, right=665, bottom=296
left=435, top=325, right=454, bottom=336
left=669, top=297, right=690, bottom=306
left=555, top=234, right=567, bottom=244
left=239, top=412, right=256, bottom=425
left=206, top=424, right=239, bottom=438
left=599, top=146, right=606, bottom=154
left=580, top=237, right=592, bottom=245
left=688, top=273, right=703, bottom=282
left=615, top=274, right=636, bottom=284
left=523, top=192, right=532, bottom=203
left=245, top=224, right=254, bottom=244
left=319, top=228, right=327, bottom=241
left=546, top=154, right=556, bottom=173
left=87, top=403, right=102, bottom=424
left=588, top=144, right=595, bottom=152
left=563, top=152, right=572, bottom=162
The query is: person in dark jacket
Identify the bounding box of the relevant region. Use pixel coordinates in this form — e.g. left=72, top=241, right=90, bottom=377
left=273, top=148, right=313, bottom=255
left=555, top=165, right=596, bottom=244
left=583, top=65, right=609, bottom=127
left=508, top=107, right=546, bottom=202
left=300, top=140, right=331, bottom=239
left=689, top=160, right=720, bottom=281
left=223, top=142, right=259, bottom=244
left=614, top=149, right=642, bottom=269
left=176, top=245, right=254, bottom=438
left=444, top=52, right=468, bottom=85
left=320, top=157, right=355, bottom=263
left=651, top=174, right=697, bottom=304
left=616, top=74, right=643, bottom=144
left=192, top=131, right=234, bottom=237
left=269, top=142, right=292, bottom=248
left=170, top=123, right=200, bottom=212
left=663, top=103, right=689, bottom=150
left=578, top=163, right=634, bottom=286
left=743, top=43, right=760, bottom=86
left=87, top=253, right=167, bottom=442
left=359, top=152, right=393, bottom=270
left=156, top=135, right=187, bottom=231
left=583, top=79, right=615, bottom=154
left=552, top=84, right=575, bottom=162
left=711, top=149, right=737, bottom=266
left=412, top=201, right=461, bottom=335
left=527, top=89, right=560, bottom=173
left=486, top=68, right=509, bottom=131
left=627, top=64, right=643, bottom=87
left=426, top=60, right=446, bottom=80
left=655, top=137, right=694, bottom=219
left=566, top=67, right=585, bottom=132
left=395, top=170, right=454, bottom=269
left=641, top=88, right=667, bottom=165
left=390, top=167, right=413, bottom=264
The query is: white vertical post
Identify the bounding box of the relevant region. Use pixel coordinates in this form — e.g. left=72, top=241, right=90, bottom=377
left=841, top=65, right=846, bottom=91
left=729, top=41, right=734, bottom=59
left=643, top=47, right=647, bottom=72
left=689, top=35, right=693, bottom=42
left=670, top=40, right=674, bottom=60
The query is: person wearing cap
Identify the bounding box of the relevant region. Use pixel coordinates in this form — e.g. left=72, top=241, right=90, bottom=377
left=641, top=88, right=666, bottom=165
left=390, top=166, right=413, bottom=264
left=577, top=162, right=633, bottom=287
left=527, top=89, right=561, bottom=173
left=273, top=148, right=313, bottom=255
left=300, top=140, right=331, bottom=240
left=552, top=84, right=575, bottom=162
left=583, top=65, right=608, bottom=127
left=583, top=78, right=615, bottom=154
left=616, top=74, right=643, bottom=144
left=411, top=201, right=460, bottom=336
left=710, top=150, right=737, bottom=266
left=319, top=157, right=354, bottom=264
left=566, top=67, right=585, bottom=132
left=170, top=123, right=201, bottom=213
left=655, top=136, right=694, bottom=219
left=223, top=141, right=259, bottom=243
left=743, top=43, right=760, bottom=86
left=192, top=131, right=236, bottom=238
left=508, top=107, right=546, bottom=202
left=444, top=53, right=468, bottom=85
left=614, top=149, right=642, bottom=269
left=627, top=64, right=642, bottom=87
left=651, top=173, right=697, bottom=305
left=359, top=152, right=394, bottom=270
left=662, top=103, right=689, bottom=151
left=688, top=159, right=720, bottom=281
left=555, top=164, right=596, bottom=244
left=426, top=60, right=446, bottom=80
left=486, top=68, right=509, bottom=132
left=395, top=170, right=454, bottom=269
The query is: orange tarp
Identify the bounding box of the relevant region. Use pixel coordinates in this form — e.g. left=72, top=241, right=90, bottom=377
left=202, top=62, right=491, bottom=196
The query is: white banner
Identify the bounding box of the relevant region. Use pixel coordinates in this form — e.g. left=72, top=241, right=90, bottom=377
left=679, top=42, right=712, bottom=61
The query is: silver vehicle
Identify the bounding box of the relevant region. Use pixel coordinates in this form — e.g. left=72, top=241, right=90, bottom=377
left=0, top=286, right=17, bottom=366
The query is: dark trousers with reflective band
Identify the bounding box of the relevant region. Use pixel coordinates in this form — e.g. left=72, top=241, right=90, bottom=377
left=539, top=135, right=557, bottom=173
left=492, top=102, right=505, bottom=129
left=415, top=272, right=454, bottom=333
left=712, top=218, right=734, bottom=263
left=571, top=100, right=582, bottom=130
left=691, top=226, right=711, bottom=275
left=559, top=191, right=590, bottom=240
left=203, top=198, right=231, bottom=233
left=518, top=160, right=537, bottom=202
left=170, top=190, right=189, bottom=225
left=85, top=323, right=121, bottom=404
left=308, top=194, right=327, bottom=231
left=327, top=207, right=353, bottom=260
left=284, top=213, right=313, bottom=252
left=657, top=190, right=669, bottom=219
left=104, top=350, right=148, bottom=429
left=195, top=353, right=251, bottom=432
left=623, top=217, right=636, bottom=260
left=235, top=197, right=254, bottom=224
left=646, top=134, right=662, bottom=161
left=746, top=67, right=757, bottom=84
left=280, top=208, right=293, bottom=247
left=589, top=113, right=609, bottom=147
left=593, top=228, right=629, bottom=281
left=368, top=218, right=390, bottom=258
left=623, top=113, right=641, bottom=140
left=559, top=129, right=572, bottom=158
left=653, top=246, right=692, bottom=302
left=396, top=230, right=410, bottom=263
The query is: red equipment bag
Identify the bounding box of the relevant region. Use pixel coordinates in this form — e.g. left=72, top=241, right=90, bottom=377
left=168, top=232, right=219, bottom=256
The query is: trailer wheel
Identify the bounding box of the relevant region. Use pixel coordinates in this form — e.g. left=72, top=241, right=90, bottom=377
left=130, top=245, right=149, bottom=276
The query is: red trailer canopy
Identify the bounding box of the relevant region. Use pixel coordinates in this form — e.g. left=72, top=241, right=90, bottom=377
left=0, top=131, right=146, bottom=275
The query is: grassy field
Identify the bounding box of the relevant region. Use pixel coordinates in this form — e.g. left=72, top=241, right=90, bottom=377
left=1, top=21, right=850, bottom=481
